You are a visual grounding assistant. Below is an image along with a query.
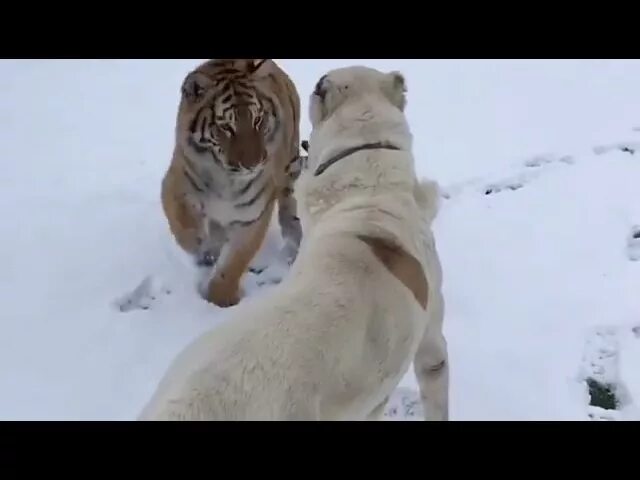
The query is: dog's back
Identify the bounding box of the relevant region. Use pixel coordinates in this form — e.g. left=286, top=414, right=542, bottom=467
left=139, top=220, right=429, bottom=420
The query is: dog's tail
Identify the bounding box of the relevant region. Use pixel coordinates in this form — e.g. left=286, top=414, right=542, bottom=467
left=413, top=178, right=441, bottom=226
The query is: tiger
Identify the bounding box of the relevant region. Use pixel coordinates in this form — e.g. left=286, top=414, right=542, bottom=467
left=160, top=59, right=304, bottom=308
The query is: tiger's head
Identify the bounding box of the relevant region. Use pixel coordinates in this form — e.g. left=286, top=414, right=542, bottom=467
left=176, top=59, right=276, bottom=175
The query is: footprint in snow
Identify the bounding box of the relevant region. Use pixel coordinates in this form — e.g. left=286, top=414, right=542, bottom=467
left=113, top=275, right=171, bottom=313
left=247, top=258, right=291, bottom=289
left=483, top=153, right=575, bottom=196
left=248, top=243, right=297, bottom=287
left=483, top=172, right=532, bottom=196
left=579, top=325, right=636, bottom=420
left=523, top=154, right=574, bottom=168
left=383, top=387, right=424, bottom=420
left=593, top=142, right=639, bottom=156
left=626, top=226, right=640, bottom=262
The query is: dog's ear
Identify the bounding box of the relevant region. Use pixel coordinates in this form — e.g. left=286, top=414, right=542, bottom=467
left=309, top=74, right=330, bottom=126
left=384, top=70, right=407, bottom=111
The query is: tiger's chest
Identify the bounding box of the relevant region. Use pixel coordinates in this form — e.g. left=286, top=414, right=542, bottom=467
left=191, top=166, right=272, bottom=229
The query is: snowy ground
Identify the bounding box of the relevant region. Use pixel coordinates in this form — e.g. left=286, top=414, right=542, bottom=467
left=1, top=59, right=639, bottom=420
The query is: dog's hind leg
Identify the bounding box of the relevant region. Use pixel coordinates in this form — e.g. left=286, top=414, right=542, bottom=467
left=413, top=293, right=449, bottom=421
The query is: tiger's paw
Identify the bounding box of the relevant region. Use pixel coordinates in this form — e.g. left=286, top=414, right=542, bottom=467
left=279, top=241, right=299, bottom=266
left=195, top=250, right=217, bottom=267
left=203, top=277, right=242, bottom=308
left=114, top=275, right=172, bottom=313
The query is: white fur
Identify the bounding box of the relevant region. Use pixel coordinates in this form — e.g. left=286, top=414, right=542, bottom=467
left=138, top=65, right=448, bottom=421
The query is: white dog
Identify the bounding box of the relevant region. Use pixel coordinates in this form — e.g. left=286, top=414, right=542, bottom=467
left=137, top=65, right=448, bottom=421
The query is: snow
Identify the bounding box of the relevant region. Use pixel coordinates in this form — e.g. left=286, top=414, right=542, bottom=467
left=1, top=59, right=639, bottom=420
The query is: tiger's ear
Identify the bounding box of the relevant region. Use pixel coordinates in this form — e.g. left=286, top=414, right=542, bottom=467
left=181, top=71, right=211, bottom=102
left=246, top=59, right=270, bottom=74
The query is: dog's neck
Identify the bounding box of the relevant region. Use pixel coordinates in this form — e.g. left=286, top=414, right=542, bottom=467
left=313, top=142, right=401, bottom=177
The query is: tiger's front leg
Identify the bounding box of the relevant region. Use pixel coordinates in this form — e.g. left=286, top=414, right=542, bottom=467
left=203, top=198, right=276, bottom=308
left=276, top=152, right=306, bottom=265
left=277, top=185, right=302, bottom=265
left=195, top=220, right=227, bottom=267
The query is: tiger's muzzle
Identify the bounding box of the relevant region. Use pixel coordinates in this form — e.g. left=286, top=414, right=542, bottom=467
left=226, top=128, right=267, bottom=173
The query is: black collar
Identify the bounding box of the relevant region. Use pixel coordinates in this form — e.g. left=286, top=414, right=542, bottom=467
left=313, top=142, right=401, bottom=177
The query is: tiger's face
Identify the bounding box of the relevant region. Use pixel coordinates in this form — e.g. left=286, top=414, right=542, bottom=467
left=177, top=60, right=276, bottom=175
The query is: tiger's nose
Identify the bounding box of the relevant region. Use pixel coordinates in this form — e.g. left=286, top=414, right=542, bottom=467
left=229, top=137, right=266, bottom=169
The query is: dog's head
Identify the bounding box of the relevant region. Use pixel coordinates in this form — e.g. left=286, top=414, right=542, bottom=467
left=309, top=66, right=407, bottom=128
left=295, top=66, right=412, bottom=233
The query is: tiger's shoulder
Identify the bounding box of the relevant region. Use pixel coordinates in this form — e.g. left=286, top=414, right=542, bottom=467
left=258, top=60, right=301, bottom=123
left=250, top=60, right=301, bottom=156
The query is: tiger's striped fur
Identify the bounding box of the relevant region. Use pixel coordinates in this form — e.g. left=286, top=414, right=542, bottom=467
left=161, top=59, right=304, bottom=308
